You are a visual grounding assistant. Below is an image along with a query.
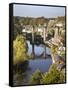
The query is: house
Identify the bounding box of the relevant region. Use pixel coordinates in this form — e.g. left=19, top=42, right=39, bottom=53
left=22, top=25, right=32, bottom=33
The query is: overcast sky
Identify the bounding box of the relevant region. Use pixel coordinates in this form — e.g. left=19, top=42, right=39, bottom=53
left=13, top=4, right=65, bottom=18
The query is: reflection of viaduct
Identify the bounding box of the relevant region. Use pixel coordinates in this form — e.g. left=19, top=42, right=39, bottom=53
left=31, top=25, right=47, bottom=59
left=22, top=23, right=64, bottom=59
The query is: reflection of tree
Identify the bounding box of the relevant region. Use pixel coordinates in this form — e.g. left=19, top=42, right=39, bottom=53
left=13, top=61, right=29, bottom=86
left=13, top=61, right=29, bottom=74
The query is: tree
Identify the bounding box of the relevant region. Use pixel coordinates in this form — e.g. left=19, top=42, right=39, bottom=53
left=47, top=20, right=55, bottom=39
left=13, top=35, right=28, bottom=64
left=28, top=69, right=42, bottom=85
left=60, top=30, right=65, bottom=46
left=50, top=44, right=59, bottom=63
left=50, top=45, right=58, bottom=54
left=13, top=17, right=23, bottom=40
left=41, top=64, right=64, bottom=84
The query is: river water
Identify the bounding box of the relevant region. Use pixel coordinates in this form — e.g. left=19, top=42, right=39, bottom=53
left=27, top=41, right=50, bottom=55
left=14, top=41, right=52, bottom=86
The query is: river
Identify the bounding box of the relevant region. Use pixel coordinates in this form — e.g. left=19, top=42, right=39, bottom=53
left=14, top=41, right=52, bottom=86
left=27, top=40, right=51, bottom=55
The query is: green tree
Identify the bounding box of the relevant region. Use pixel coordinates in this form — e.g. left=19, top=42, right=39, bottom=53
left=13, top=35, right=28, bottom=64
left=50, top=45, right=58, bottom=54
left=29, top=69, right=42, bottom=85
left=41, top=64, right=64, bottom=84
left=13, top=17, right=23, bottom=40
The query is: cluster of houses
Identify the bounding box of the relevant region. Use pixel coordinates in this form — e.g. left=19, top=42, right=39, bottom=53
left=22, top=24, right=48, bottom=39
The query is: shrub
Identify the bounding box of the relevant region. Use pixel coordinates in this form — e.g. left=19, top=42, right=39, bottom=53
left=41, top=64, right=64, bottom=84
left=28, top=69, right=42, bottom=85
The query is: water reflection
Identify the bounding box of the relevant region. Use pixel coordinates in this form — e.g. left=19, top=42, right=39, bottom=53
left=28, top=59, right=52, bottom=73
left=27, top=41, right=50, bottom=56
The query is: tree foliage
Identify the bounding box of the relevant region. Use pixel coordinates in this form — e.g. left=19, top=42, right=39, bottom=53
left=13, top=35, right=28, bottom=64
left=13, top=17, right=23, bottom=39
left=41, top=64, right=64, bottom=84
left=50, top=45, right=58, bottom=54
left=29, top=69, right=42, bottom=85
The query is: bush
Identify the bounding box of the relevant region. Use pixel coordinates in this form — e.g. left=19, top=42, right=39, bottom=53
left=28, top=69, right=42, bottom=85
left=41, top=64, right=64, bottom=84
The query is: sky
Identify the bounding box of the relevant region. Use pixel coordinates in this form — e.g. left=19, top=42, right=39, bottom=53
left=13, top=4, right=65, bottom=18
